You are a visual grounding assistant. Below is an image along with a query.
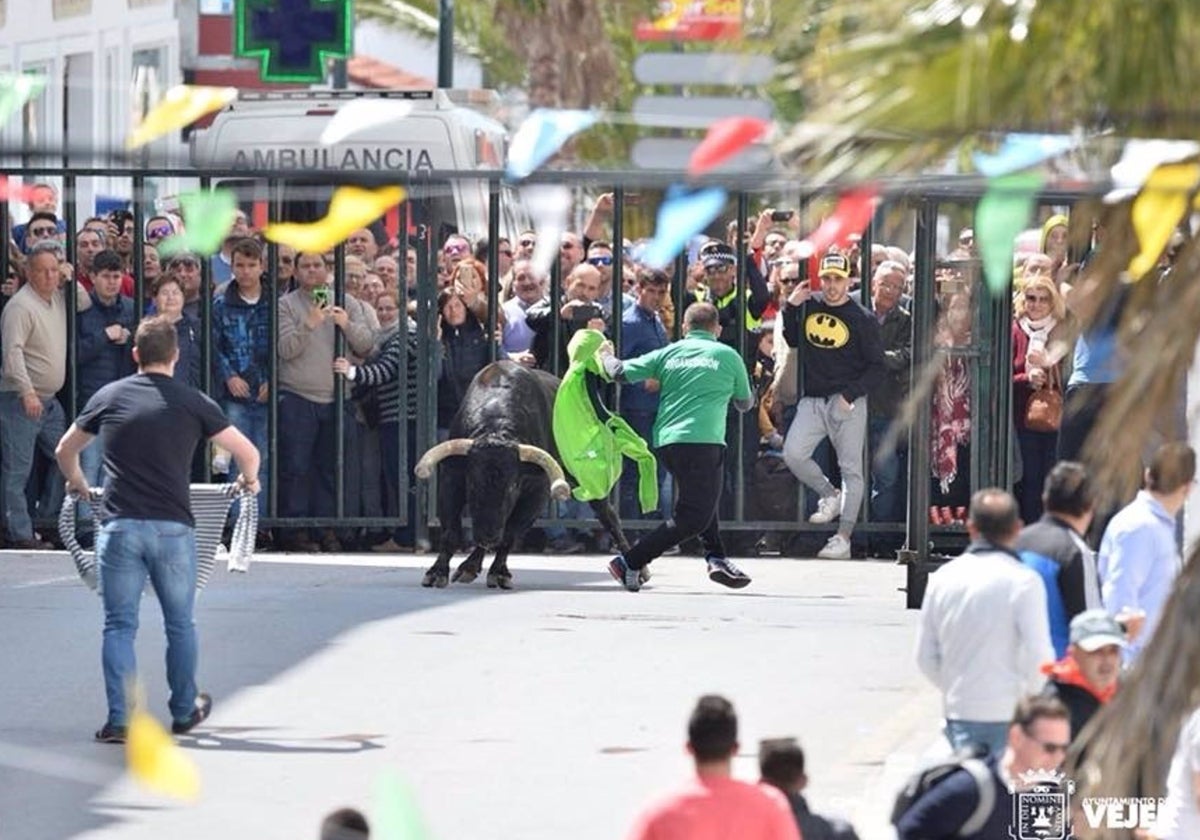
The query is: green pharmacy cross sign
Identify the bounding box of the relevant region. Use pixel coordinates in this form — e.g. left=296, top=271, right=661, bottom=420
left=234, top=0, right=352, bottom=84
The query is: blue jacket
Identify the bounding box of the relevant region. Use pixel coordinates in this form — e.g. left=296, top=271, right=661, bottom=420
left=1015, top=515, right=1102, bottom=658
left=619, top=303, right=668, bottom=414
left=212, top=282, right=273, bottom=401
left=75, top=292, right=136, bottom=403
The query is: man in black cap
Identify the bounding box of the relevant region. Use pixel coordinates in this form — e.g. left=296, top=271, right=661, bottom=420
left=780, top=252, right=885, bottom=559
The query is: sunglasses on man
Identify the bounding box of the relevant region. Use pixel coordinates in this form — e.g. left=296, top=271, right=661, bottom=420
left=587, top=255, right=613, bottom=267
left=518, top=238, right=536, bottom=248
left=147, top=225, right=173, bottom=240
left=28, top=226, right=57, bottom=237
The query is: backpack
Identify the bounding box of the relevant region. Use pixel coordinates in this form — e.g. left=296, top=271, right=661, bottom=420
left=890, top=749, right=996, bottom=837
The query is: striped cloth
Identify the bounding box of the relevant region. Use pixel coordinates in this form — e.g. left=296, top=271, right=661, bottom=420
left=59, top=484, right=257, bottom=594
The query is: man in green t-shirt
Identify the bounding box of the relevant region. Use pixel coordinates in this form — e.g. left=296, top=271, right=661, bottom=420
left=598, top=302, right=755, bottom=592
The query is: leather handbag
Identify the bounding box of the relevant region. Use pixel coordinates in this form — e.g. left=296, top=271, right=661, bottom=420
left=1024, top=365, right=1062, bottom=432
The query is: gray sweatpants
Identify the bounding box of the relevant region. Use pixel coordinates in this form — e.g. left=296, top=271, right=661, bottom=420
left=782, top=395, right=867, bottom=536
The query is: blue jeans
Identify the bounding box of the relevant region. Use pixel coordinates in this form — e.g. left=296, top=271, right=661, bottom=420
left=0, top=392, right=66, bottom=541
left=98, top=518, right=199, bottom=727
left=222, top=399, right=270, bottom=516
left=277, top=391, right=337, bottom=520
left=945, top=719, right=1010, bottom=758
left=380, top=420, right=418, bottom=545
left=868, top=415, right=908, bottom=522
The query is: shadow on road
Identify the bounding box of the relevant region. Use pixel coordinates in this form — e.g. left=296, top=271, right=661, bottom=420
left=0, top=554, right=605, bottom=840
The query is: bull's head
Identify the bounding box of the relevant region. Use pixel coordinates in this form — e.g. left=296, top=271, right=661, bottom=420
left=414, top=438, right=571, bottom=549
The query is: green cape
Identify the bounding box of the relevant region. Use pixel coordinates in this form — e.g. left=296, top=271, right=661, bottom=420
left=551, top=329, right=659, bottom=512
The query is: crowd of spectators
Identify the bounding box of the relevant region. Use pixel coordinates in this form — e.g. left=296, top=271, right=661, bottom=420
left=0, top=183, right=1172, bottom=560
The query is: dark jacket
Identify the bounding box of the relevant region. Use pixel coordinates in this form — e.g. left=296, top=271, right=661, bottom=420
left=437, top=315, right=493, bottom=429
left=786, top=792, right=860, bottom=840
left=172, top=313, right=203, bottom=389
left=871, top=303, right=912, bottom=418
left=896, top=756, right=1012, bottom=840
left=1043, top=678, right=1102, bottom=742
left=75, top=292, right=136, bottom=403
left=782, top=295, right=886, bottom=403
left=524, top=297, right=597, bottom=375
left=1014, top=514, right=1100, bottom=658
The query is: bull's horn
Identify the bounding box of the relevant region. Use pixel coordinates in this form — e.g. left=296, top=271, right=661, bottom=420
left=517, top=445, right=571, bottom=501
left=414, top=439, right=474, bottom=479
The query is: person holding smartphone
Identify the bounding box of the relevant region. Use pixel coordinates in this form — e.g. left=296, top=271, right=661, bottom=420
left=524, top=262, right=607, bottom=375
left=276, top=251, right=377, bottom=553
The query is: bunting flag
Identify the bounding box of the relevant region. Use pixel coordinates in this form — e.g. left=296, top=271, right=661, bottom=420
left=640, top=184, right=729, bottom=270
left=506, top=109, right=598, bottom=181
left=1106, top=140, right=1200, bottom=204
left=520, top=184, right=573, bottom=277
left=156, top=189, right=238, bottom=257
left=688, top=117, right=771, bottom=177
left=126, top=707, right=201, bottom=801
left=126, top=85, right=238, bottom=150
left=264, top=186, right=406, bottom=253
left=0, top=73, right=47, bottom=128
left=320, top=100, right=415, bottom=146
left=972, top=133, right=1075, bottom=178
left=977, top=171, right=1044, bottom=295
left=1127, top=162, right=1200, bottom=279
left=794, top=186, right=879, bottom=259
left=373, top=770, right=429, bottom=840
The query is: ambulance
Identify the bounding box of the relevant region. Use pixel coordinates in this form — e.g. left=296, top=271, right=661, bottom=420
left=190, top=88, right=528, bottom=245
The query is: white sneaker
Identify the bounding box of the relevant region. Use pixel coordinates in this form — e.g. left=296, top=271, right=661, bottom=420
left=817, top=534, right=851, bottom=559
left=809, top=491, right=842, bottom=524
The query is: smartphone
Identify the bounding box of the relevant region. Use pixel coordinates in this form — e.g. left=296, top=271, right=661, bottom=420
left=771, top=210, right=795, bottom=222
left=572, top=303, right=602, bottom=323
left=311, top=286, right=331, bottom=308
left=809, top=261, right=822, bottom=292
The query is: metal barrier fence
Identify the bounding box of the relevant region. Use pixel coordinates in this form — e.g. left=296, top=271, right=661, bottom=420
left=0, top=163, right=1092, bottom=605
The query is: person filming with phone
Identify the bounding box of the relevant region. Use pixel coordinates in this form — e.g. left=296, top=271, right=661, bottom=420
left=524, top=262, right=607, bottom=374
left=276, top=251, right=377, bottom=553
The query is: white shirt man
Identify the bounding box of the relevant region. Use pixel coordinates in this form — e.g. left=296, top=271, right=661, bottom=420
left=916, top=488, right=1054, bottom=758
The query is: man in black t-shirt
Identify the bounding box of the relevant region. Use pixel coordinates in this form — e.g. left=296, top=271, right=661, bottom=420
left=55, top=316, right=260, bottom=745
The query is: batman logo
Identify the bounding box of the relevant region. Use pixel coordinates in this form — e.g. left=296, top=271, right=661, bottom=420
left=805, top=312, right=850, bottom=349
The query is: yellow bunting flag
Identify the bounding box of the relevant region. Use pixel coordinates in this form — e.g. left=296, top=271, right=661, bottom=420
left=264, top=186, right=406, bottom=254
left=1128, top=162, right=1200, bottom=279
left=126, top=707, right=201, bottom=800
left=126, top=85, right=237, bottom=150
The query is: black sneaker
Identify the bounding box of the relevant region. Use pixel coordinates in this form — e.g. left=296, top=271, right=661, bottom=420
left=706, top=555, right=751, bottom=589
left=171, top=693, right=212, bottom=735
left=95, top=723, right=127, bottom=744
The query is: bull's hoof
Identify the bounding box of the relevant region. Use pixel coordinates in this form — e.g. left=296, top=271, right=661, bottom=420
left=452, top=566, right=478, bottom=584
left=422, top=570, right=449, bottom=588
left=486, top=572, right=513, bottom=590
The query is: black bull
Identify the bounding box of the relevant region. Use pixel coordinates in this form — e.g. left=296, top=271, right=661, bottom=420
left=413, top=360, right=630, bottom=589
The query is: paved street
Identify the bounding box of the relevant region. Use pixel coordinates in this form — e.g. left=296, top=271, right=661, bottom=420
left=0, top=550, right=941, bottom=840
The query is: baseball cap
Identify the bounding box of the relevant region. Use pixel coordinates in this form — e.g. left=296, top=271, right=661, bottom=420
left=818, top=252, right=851, bottom=279
left=1069, top=609, right=1127, bottom=652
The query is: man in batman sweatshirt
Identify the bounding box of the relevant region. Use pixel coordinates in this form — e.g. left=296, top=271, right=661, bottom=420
left=780, top=252, right=885, bottom=559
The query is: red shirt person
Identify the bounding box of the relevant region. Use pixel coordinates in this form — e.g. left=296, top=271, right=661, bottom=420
left=627, top=696, right=800, bottom=840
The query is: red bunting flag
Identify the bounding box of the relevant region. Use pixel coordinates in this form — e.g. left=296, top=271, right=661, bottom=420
left=797, top=186, right=880, bottom=259
left=688, top=117, right=770, bottom=177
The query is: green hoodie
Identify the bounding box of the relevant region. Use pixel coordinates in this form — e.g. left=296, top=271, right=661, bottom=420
left=552, top=329, right=659, bottom=512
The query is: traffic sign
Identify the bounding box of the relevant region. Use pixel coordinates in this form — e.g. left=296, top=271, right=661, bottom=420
left=631, top=137, right=773, bottom=171
left=633, top=53, right=776, bottom=86
left=234, top=0, right=352, bottom=84
left=631, top=95, right=773, bottom=130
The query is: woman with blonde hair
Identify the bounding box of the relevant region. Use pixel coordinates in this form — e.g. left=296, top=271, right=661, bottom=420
left=1012, top=274, right=1068, bottom=522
